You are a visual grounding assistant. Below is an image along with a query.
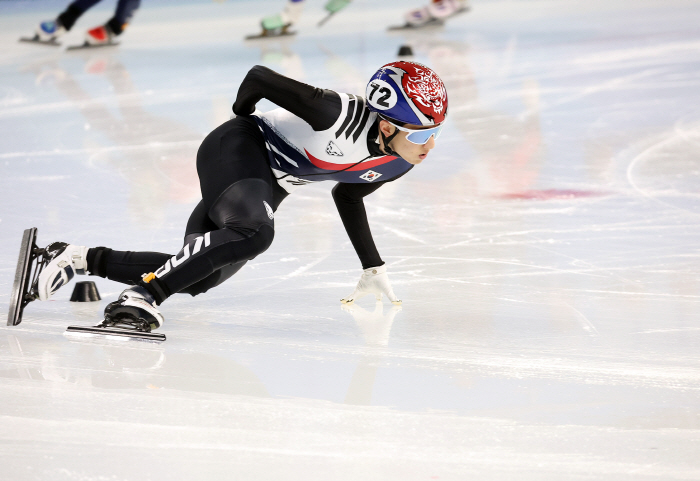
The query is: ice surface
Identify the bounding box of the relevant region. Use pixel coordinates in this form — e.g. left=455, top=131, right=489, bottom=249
left=1, top=0, right=700, bottom=479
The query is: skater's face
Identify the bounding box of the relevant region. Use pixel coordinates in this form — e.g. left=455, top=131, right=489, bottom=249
left=379, top=120, right=438, bottom=165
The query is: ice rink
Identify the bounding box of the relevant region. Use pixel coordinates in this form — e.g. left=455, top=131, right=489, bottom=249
left=1, top=0, right=700, bottom=479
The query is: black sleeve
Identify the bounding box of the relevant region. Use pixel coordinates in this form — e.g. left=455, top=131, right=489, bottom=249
left=232, top=65, right=342, bottom=131
left=332, top=182, right=385, bottom=269
left=331, top=163, right=410, bottom=270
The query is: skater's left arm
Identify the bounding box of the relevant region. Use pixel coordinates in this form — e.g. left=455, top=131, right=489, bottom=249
left=333, top=180, right=405, bottom=305
left=232, top=65, right=341, bottom=131
left=332, top=181, right=386, bottom=270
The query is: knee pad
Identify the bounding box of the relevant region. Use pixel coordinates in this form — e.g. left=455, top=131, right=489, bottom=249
left=252, top=224, right=274, bottom=256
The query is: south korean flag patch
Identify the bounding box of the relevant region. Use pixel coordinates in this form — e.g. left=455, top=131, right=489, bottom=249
left=360, top=170, right=382, bottom=182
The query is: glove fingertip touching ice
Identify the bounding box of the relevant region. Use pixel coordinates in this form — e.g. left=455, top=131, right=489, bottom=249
left=340, top=264, right=402, bottom=306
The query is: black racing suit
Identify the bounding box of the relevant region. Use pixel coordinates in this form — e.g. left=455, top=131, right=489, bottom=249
left=87, top=66, right=412, bottom=304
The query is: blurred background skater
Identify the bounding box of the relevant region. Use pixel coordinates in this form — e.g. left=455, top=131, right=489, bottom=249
left=248, top=0, right=468, bottom=39
left=249, top=0, right=352, bottom=39
left=21, top=0, right=141, bottom=48
left=391, top=0, right=470, bottom=30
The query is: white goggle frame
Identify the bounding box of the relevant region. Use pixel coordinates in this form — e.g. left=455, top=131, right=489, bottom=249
left=383, top=118, right=443, bottom=145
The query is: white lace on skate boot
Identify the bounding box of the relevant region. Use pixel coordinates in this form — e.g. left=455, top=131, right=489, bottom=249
left=36, top=20, right=66, bottom=42
left=37, top=243, right=89, bottom=301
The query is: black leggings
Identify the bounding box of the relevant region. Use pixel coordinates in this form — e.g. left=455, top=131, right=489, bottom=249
left=89, top=116, right=287, bottom=301
left=59, top=0, right=141, bottom=34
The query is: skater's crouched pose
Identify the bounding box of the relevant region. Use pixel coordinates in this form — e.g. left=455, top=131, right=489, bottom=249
left=36, top=61, right=449, bottom=333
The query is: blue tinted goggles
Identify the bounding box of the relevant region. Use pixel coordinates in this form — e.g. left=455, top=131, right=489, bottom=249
left=386, top=120, right=443, bottom=145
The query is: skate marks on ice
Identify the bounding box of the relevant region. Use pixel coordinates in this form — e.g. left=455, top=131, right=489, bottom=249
left=3, top=384, right=700, bottom=481
left=623, top=118, right=700, bottom=215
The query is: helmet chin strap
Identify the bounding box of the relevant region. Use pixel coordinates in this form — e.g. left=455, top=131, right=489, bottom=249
left=380, top=126, right=401, bottom=157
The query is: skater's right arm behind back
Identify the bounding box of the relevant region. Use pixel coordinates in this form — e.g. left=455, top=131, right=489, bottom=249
left=232, top=65, right=341, bottom=131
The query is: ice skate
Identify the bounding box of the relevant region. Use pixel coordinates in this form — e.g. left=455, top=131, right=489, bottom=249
left=19, top=19, right=65, bottom=46
left=246, top=14, right=296, bottom=40
left=66, top=285, right=166, bottom=342
left=67, top=24, right=120, bottom=50
left=389, top=0, right=470, bottom=30
left=36, top=242, right=89, bottom=302
left=246, top=1, right=303, bottom=40
left=7, top=228, right=87, bottom=326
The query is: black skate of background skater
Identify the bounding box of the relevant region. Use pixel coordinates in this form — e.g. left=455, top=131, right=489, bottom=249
left=7, top=61, right=449, bottom=341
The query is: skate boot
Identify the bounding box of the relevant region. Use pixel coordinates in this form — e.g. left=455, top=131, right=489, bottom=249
left=254, top=14, right=293, bottom=38
left=37, top=20, right=66, bottom=41
left=103, top=286, right=164, bottom=332
left=427, top=0, right=469, bottom=21
left=36, top=242, right=89, bottom=301
left=396, top=0, right=469, bottom=29
left=65, top=284, right=166, bottom=341
left=20, top=19, right=66, bottom=45
left=84, top=24, right=117, bottom=47
left=247, top=1, right=304, bottom=39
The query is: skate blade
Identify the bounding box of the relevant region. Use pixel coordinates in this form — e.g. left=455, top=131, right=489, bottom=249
left=387, top=20, right=445, bottom=31
left=66, top=41, right=119, bottom=51
left=7, top=228, right=38, bottom=327
left=65, top=325, right=166, bottom=342
left=244, top=31, right=296, bottom=40
left=19, top=36, right=61, bottom=46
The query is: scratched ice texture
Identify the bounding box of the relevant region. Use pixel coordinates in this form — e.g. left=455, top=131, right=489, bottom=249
left=1, top=0, right=700, bottom=479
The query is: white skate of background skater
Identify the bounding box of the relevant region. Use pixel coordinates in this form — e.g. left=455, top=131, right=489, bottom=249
left=392, top=0, right=470, bottom=30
